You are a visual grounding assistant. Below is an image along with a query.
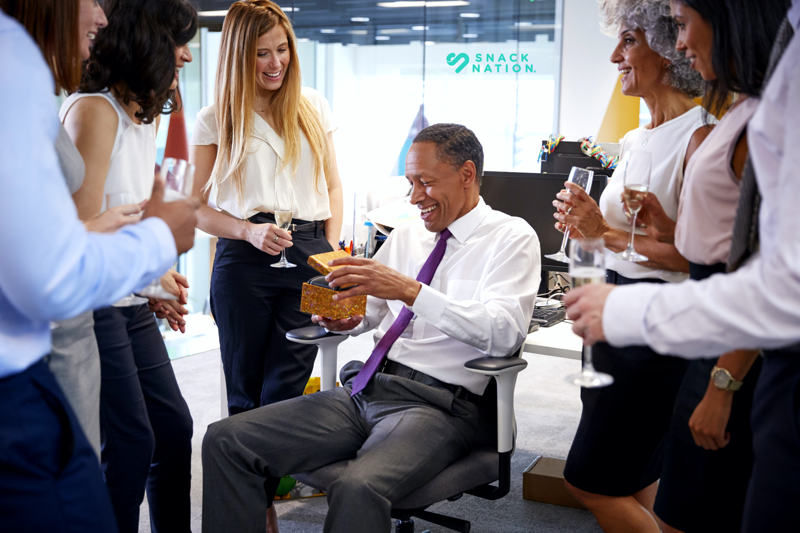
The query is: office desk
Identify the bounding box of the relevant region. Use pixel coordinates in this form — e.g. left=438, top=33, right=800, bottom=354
left=524, top=321, right=583, bottom=360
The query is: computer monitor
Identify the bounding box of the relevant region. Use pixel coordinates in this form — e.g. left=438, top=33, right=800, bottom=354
left=480, top=171, right=608, bottom=274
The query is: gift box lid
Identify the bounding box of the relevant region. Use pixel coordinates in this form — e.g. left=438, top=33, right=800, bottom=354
left=308, top=250, right=352, bottom=276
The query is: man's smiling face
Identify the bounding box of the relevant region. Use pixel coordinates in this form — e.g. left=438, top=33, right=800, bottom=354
left=405, top=141, right=473, bottom=233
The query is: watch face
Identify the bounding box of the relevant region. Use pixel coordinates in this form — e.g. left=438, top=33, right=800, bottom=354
left=713, top=369, right=731, bottom=388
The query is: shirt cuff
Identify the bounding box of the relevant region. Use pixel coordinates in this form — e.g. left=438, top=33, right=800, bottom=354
left=602, top=283, right=661, bottom=347
left=411, top=284, right=449, bottom=321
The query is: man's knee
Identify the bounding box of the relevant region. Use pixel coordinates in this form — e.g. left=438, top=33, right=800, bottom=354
left=328, top=470, right=385, bottom=504
left=202, top=418, right=237, bottom=463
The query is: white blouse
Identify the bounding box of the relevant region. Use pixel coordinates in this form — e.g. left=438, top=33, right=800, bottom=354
left=60, top=91, right=157, bottom=211
left=191, top=86, right=336, bottom=222
left=599, top=106, right=711, bottom=283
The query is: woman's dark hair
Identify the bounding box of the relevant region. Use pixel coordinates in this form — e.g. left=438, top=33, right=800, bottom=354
left=675, top=0, right=789, bottom=116
left=1, top=0, right=81, bottom=94
left=413, top=123, right=485, bottom=186
left=80, top=0, right=197, bottom=123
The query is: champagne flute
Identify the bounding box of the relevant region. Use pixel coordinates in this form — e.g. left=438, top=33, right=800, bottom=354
left=545, top=167, right=595, bottom=263
left=565, top=239, right=614, bottom=388
left=271, top=187, right=296, bottom=269
left=137, top=158, right=195, bottom=300
left=615, top=150, right=651, bottom=262
left=107, top=191, right=149, bottom=307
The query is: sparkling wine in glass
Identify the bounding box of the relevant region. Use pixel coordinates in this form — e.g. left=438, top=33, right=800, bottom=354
left=545, top=167, right=595, bottom=263
left=137, top=158, right=195, bottom=300
left=566, top=239, right=614, bottom=388
left=271, top=187, right=296, bottom=269
left=107, top=191, right=149, bottom=307
left=615, top=150, right=651, bottom=262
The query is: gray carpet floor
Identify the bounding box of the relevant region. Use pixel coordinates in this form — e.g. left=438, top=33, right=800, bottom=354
left=139, top=334, right=603, bottom=532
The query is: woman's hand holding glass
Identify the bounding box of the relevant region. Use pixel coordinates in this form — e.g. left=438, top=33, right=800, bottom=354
left=148, top=269, right=189, bottom=333
left=85, top=199, right=148, bottom=233
left=625, top=192, right=676, bottom=244
left=545, top=167, right=594, bottom=263
left=244, top=222, right=293, bottom=255
left=553, top=182, right=612, bottom=241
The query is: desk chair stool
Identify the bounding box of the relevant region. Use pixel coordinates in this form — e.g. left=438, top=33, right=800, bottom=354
left=286, top=326, right=527, bottom=533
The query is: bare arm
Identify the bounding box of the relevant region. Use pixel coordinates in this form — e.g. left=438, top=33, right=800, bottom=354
left=64, top=96, right=118, bottom=221
left=189, top=144, right=291, bottom=255
left=325, top=131, right=344, bottom=250
left=684, top=124, right=714, bottom=172
left=554, top=182, right=689, bottom=273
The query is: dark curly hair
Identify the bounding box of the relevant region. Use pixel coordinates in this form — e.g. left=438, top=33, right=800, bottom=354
left=413, top=124, right=485, bottom=186
left=79, top=0, right=197, bottom=124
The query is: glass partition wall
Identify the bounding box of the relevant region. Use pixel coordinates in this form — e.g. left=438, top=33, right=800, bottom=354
left=165, top=0, right=563, bottom=353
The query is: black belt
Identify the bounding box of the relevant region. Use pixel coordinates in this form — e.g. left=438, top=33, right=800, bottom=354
left=379, top=360, right=483, bottom=405
left=248, top=212, right=325, bottom=233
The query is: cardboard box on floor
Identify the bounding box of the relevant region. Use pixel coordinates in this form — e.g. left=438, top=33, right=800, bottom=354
left=522, top=456, right=586, bottom=510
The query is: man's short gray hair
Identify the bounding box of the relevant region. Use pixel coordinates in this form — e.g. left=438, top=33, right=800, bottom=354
left=599, top=0, right=704, bottom=98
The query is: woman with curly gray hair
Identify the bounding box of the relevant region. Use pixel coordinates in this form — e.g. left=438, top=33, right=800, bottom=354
left=550, top=1, right=712, bottom=531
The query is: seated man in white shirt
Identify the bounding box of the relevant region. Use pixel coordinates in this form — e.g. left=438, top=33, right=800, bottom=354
left=201, top=123, right=540, bottom=533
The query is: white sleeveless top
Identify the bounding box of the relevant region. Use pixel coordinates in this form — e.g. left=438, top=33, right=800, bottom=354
left=599, top=106, right=712, bottom=283
left=675, top=98, right=759, bottom=265
left=190, top=86, right=336, bottom=222
left=59, top=90, right=157, bottom=212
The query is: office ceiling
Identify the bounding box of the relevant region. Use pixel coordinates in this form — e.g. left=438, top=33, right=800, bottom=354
left=194, top=0, right=559, bottom=45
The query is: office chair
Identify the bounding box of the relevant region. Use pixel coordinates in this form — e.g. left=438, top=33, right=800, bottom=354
left=286, top=326, right=528, bottom=533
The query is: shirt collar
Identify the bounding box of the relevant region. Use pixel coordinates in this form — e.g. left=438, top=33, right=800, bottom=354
left=445, top=197, right=490, bottom=244
left=791, top=0, right=800, bottom=30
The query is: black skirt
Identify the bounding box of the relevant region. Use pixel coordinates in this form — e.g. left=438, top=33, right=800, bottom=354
left=654, top=262, right=763, bottom=532
left=563, top=270, right=690, bottom=496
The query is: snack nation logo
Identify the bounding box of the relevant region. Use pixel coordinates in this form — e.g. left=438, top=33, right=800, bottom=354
left=446, top=52, right=537, bottom=74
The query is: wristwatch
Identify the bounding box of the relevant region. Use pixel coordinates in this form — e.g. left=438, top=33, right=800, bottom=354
left=711, top=366, right=743, bottom=391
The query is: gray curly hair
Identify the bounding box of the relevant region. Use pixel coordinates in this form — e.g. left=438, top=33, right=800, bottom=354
left=599, top=0, right=704, bottom=98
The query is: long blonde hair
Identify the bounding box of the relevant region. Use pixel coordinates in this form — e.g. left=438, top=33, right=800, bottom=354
left=206, top=0, right=331, bottom=207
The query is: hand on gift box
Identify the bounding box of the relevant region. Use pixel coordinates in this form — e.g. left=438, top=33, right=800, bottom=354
left=325, top=257, right=422, bottom=307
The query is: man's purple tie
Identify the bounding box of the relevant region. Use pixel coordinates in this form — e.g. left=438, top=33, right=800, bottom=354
left=350, top=228, right=452, bottom=397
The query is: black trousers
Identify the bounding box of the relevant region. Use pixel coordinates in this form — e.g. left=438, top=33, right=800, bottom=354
left=211, top=215, right=333, bottom=415
left=94, top=304, right=193, bottom=533
left=0, top=359, right=118, bottom=533
left=742, top=346, right=800, bottom=532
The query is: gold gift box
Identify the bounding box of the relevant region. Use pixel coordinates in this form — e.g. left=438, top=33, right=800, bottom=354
left=300, top=276, right=367, bottom=320
left=307, top=249, right=357, bottom=288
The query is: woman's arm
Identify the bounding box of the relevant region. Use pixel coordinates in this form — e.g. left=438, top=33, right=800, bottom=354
left=64, top=97, right=118, bottom=221
left=554, top=182, right=689, bottom=273
left=688, top=349, right=760, bottom=450
left=324, top=132, right=344, bottom=250
left=189, top=144, right=290, bottom=255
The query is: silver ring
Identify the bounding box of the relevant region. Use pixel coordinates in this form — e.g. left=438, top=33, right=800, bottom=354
left=272, top=234, right=280, bottom=243
left=566, top=206, right=574, bottom=215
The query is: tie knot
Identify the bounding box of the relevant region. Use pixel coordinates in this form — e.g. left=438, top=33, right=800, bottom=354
left=439, top=228, right=452, bottom=242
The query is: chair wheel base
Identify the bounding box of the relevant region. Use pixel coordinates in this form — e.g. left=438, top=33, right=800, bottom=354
left=395, top=517, right=415, bottom=533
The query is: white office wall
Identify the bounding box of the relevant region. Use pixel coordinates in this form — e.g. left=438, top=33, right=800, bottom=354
left=557, top=0, right=618, bottom=140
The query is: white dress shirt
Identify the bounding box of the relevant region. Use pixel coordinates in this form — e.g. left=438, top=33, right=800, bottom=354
left=191, top=87, right=336, bottom=222
left=342, top=197, right=541, bottom=394
left=0, top=13, right=177, bottom=379
left=603, top=3, right=800, bottom=357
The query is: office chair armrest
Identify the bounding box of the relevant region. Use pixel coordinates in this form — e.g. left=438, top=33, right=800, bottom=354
left=285, top=326, right=349, bottom=391
left=285, top=326, right=343, bottom=342
left=464, top=356, right=528, bottom=376
left=464, top=351, right=527, bottom=455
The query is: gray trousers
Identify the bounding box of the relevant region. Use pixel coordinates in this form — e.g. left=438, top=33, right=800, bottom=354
left=202, top=362, right=489, bottom=533
left=48, top=310, right=101, bottom=458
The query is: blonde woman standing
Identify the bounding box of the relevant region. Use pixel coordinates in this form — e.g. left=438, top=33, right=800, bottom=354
left=191, top=0, right=343, bottom=416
